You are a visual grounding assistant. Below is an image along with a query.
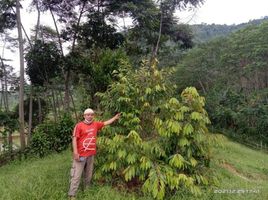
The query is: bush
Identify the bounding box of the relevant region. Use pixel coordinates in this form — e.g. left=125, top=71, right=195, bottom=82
left=53, top=114, right=75, bottom=152
left=95, top=60, right=212, bottom=199
left=207, top=89, right=268, bottom=144
left=30, top=122, right=57, bottom=157
left=29, top=114, right=75, bottom=157
left=0, top=111, right=18, bottom=153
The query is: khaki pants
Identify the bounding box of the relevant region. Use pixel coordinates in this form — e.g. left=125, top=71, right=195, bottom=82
left=68, top=155, right=94, bottom=197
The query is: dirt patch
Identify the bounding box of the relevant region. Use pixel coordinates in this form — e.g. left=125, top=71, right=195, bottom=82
left=221, top=161, right=268, bottom=182
left=246, top=172, right=268, bottom=181
left=221, top=162, right=252, bottom=181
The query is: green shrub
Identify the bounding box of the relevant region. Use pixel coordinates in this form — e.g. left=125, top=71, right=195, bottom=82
left=0, top=111, right=18, bottom=153
left=54, top=114, right=75, bottom=152
left=95, top=60, right=212, bottom=199
left=29, top=114, right=74, bottom=157
left=30, top=122, right=57, bottom=157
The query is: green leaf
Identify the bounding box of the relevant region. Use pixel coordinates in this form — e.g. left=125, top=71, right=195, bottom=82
left=190, top=157, right=198, bottom=167
left=183, top=123, right=194, bottom=135
left=126, top=153, right=137, bottom=164
left=179, top=106, right=190, bottom=113
left=174, top=112, right=184, bottom=120
left=145, top=87, right=152, bottom=95
left=155, top=84, right=161, bottom=91
left=178, top=137, right=190, bottom=147
left=169, top=97, right=180, bottom=105
left=154, top=117, right=163, bottom=128
left=190, top=112, right=202, bottom=121
left=109, top=161, right=117, bottom=170
left=140, top=156, right=152, bottom=170
left=117, top=149, right=127, bottom=159
left=169, top=154, right=184, bottom=169
left=127, top=130, right=142, bottom=145
left=124, top=166, right=136, bottom=181
left=171, top=121, right=182, bottom=134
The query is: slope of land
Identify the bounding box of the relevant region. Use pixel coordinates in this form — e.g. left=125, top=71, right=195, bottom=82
left=0, top=135, right=267, bottom=200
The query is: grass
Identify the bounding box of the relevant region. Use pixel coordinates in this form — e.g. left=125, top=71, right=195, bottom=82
left=190, top=135, right=268, bottom=200
left=0, top=135, right=268, bottom=200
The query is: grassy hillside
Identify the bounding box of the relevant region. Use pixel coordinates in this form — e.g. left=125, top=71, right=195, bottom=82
left=0, top=135, right=267, bottom=200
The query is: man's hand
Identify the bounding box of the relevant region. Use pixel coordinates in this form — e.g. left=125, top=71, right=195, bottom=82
left=73, top=153, right=79, bottom=161
left=104, top=112, right=121, bottom=126
left=114, top=113, right=121, bottom=120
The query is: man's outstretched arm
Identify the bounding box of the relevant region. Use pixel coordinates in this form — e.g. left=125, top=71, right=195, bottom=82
left=104, top=113, right=120, bottom=126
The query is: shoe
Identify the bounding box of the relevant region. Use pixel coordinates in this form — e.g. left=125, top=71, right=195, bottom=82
left=69, top=196, right=76, bottom=200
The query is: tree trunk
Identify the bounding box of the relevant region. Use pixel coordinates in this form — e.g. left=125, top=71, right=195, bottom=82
left=151, top=0, right=163, bottom=63
left=58, top=89, right=64, bottom=108
left=8, top=132, right=13, bottom=152
left=27, top=0, right=40, bottom=144
left=28, top=86, right=33, bottom=143
left=49, top=8, right=64, bottom=56
left=34, top=0, right=41, bottom=41
left=55, top=87, right=60, bottom=113
left=198, top=79, right=207, bottom=94
left=16, top=0, right=26, bottom=150
left=0, top=88, right=2, bottom=110
left=51, top=86, right=58, bottom=122
left=1, top=79, right=6, bottom=111
left=0, top=56, right=9, bottom=111
left=49, top=7, right=71, bottom=111
left=64, top=72, right=70, bottom=110
left=71, top=1, right=86, bottom=52
left=38, top=96, right=42, bottom=123
left=70, top=91, right=78, bottom=122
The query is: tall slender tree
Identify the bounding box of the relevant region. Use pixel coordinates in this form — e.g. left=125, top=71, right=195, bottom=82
left=16, top=0, right=26, bottom=149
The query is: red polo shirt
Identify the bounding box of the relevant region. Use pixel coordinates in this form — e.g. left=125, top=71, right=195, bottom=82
left=73, top=121, right=104, bottom=157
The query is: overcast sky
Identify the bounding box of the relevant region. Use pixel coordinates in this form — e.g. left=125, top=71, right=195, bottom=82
left=2, top=0, right=268, bottom=74
left=178, top=0, right=268, bottom=25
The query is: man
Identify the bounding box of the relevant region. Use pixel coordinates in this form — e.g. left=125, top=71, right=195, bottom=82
left=68, top=108, right=120, bottom=199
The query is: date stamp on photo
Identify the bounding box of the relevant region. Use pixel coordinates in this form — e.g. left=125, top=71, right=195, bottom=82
left=214, top=189, right=260, bottom=194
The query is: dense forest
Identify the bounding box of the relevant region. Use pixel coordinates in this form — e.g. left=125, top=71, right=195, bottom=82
left=0, top=0, right=267, bottom=199
left=176, top=21, right=268, bottom=147
left=192, top=16, right=268, bottom=43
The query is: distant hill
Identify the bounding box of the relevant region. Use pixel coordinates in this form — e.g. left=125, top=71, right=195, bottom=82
left=191, top=16, right=268, bottom=43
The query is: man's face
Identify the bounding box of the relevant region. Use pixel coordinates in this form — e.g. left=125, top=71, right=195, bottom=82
left=84, top=113, right=94, bottom=121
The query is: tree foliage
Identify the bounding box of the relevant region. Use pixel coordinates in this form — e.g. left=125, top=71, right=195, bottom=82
left=25, top=40, right=61, bottom=86
left=191, top=17, right=268, bottom=43
left=78, top=12, right=124, bottom=49
left=29, top=114, right=74, bottom=157
left=174, top=21, right=268, bottom=145
left=0, top=111, right=18, bottom=151
left=0, top=0, right=16, bottom=33
left=95, top=60, right=211, bottom=199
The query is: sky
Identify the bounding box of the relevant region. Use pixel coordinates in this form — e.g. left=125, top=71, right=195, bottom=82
left=178, top=0, right=268, bottom=25
left=2, top=0, right=268, bottom=74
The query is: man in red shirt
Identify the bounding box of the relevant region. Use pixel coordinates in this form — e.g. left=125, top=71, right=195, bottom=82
left=68, top=108, right=120, bottom=199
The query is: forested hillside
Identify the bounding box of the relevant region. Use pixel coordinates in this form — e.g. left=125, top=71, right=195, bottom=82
left=192, top=16, right=268, bottom=43
left=175, top=21, right=268, bottom=148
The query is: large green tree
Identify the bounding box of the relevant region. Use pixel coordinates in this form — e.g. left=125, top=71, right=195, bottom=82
left=0, top=0, right=16, bottom=33
left=25, top=40, right=61, bottom=87
left=95, top=60, right=211, bottom=199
